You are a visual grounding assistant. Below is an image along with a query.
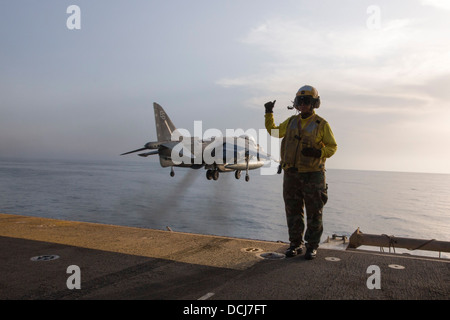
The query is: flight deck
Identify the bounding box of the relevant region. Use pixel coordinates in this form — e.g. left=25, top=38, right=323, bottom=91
left=0, top=213, right=448, bottom=301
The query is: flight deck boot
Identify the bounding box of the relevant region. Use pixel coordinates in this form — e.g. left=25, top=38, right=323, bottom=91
left=304, top=247, right=317, bottom=260
left=285, top=245, right=303, bottom=257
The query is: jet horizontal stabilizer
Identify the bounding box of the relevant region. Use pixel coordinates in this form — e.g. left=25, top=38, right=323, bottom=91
left=120, top=147, right=148, bottom=156
left=138, top=150, right=159, bottom=157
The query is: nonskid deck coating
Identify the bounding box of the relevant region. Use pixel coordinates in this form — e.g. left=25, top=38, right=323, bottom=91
left=0, top=213, right=448, bottom=300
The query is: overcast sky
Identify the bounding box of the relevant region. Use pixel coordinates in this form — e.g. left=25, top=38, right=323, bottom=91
left=1, top=0, right=450, bottom=174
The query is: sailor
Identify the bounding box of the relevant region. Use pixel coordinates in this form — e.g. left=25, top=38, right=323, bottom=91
left=264, top=85, right=337, bottom=259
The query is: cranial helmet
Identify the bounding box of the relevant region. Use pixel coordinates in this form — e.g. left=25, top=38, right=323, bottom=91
left=294, top=85, right=321, bottom=109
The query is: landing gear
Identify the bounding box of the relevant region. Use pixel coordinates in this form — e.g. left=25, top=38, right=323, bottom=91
left=206, top=167, right=250, bottom=182
left=206, top=169, right=219, bottom=181
left=245, top=156, right=250, bottom=182
left=170, top=167, right=175, bottom=177
left=234, top=170, right=249, bottom=181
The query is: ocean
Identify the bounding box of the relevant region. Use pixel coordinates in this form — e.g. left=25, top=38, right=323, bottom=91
left=1, top=158, right=449, bottom=258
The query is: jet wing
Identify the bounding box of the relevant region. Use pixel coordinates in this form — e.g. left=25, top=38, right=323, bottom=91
left=230, top=136, right=275, bottom=160
left=204, top=136, right=276, bottom=163
left=246, top=146, right=274, bottom=161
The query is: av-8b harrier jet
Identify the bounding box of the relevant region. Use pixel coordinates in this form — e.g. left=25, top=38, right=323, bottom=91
left=121, top=103, right=275, bottom=181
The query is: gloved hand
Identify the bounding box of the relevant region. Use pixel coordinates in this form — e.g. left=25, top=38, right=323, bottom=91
left=264, top=100, right=276, bottom=113
left=301, top=147, right=322, bottom=158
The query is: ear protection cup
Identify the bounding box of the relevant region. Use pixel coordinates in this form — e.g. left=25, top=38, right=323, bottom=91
left=314, top=97, right=321, bottom=109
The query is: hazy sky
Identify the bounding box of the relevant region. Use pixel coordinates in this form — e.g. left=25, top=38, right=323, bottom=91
left=1, top=0, right=450, bottom=174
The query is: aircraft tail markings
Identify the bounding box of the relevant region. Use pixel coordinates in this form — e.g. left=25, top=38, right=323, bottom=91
left=153, top=102, right=176, bottom=142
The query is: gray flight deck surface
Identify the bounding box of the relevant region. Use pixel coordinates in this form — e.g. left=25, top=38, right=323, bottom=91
left=0, top=213, right=448, bottom=300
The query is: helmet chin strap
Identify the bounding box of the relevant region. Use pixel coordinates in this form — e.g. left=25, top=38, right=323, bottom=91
left=295, top=105, right=313, bottom=117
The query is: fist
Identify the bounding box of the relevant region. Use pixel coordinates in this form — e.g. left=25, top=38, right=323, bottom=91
left=264, top=100, right=276, bottom=113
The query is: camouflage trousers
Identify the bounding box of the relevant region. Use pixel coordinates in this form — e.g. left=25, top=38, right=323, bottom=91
left=283, top=169, right=328, bottom=249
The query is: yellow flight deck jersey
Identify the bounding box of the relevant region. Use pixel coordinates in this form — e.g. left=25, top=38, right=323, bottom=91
left=265, top=111, right=337, bottom=172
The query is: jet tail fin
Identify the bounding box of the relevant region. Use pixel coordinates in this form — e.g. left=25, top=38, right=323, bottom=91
left=153, top=102, right=176, bottom=141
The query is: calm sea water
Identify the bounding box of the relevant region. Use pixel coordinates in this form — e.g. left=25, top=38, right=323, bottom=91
left=1, top=158, right=449, bottom=257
